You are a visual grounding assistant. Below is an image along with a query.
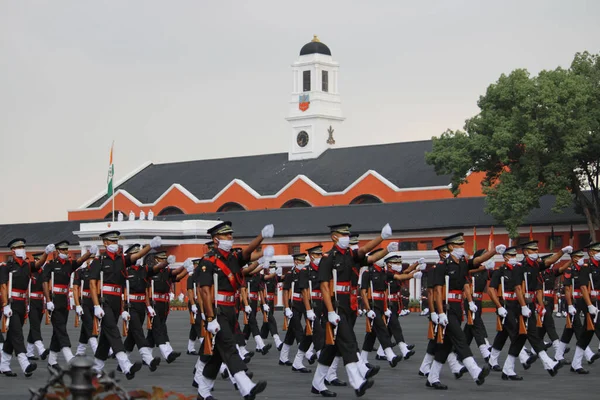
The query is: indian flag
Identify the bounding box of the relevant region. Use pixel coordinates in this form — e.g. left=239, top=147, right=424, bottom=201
left=107, top=142, right=114, bottom=197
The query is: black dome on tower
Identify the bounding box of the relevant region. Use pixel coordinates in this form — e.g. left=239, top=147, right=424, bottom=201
left=300, top=35, right=331, bottom=56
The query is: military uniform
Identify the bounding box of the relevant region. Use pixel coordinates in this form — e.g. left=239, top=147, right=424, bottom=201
left=25, top=253, right=48, bottom=360
left=187, top=258, right=204, bottom=355
left=537, top=256, right=568, bottom=356
left=73, top=258, right=98, bottom=355
left=244, top=271, right=270, bottom=354
left=463, top=265, right=491, bottom=359
left=259, top=261, right=282, bottom=349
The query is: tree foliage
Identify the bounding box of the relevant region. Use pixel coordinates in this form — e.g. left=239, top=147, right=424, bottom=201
left=426, top=51, right=600, bottom=239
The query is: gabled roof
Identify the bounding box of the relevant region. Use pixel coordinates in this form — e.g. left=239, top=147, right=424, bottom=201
left=88, top=140, right=450, bottom=208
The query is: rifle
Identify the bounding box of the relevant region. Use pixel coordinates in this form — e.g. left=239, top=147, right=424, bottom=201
left=122, top=280, right=130, bottom=337
left=93, top=271, right=103, bottom=336
left=190, top=282, right=197, bottom=325
left=243, top=282, right=249, bottom=325
left=590, top=273, right=598, bottom=325
left=262, top=287, right=269, bottom=323
left=148, top=279, right=155, bottom=330
left=467, top=276, right=474, bottom=326
left=75, top=278, right=83, bottom=328
left=306, top=280, right=313, bottom=336
left=25, top=279, right=31, bottom=325
left=518, top=278, right=528, bottom=335
left=203, top=274, right=217, bottom=356
left=46, top=271, right=54, bottom=325
left=1, top=272, right=13, bottom=333
left=536, top=280, right=544, bottom=328
left=324, top=271, right=336, bottom=345
left=566, top=279, right=574, bottom=329
left=436, top=275, right=448, bottom=344
left=366, top=280, right=374, bottom=333
left=496, top=277, right=504, bottom=332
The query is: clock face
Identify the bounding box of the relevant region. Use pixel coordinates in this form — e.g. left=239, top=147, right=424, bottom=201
left=297, top=131, right=309, bottom=148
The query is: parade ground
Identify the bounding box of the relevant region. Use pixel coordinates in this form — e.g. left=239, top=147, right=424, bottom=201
left=4, top=311, right=600, bottom=400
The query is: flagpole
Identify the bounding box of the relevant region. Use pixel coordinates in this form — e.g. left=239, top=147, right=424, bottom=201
left=112, top=193, right=115, bottom=223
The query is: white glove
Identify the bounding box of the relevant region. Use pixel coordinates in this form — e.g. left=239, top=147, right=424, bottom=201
left=430, top=312, right=439, bottom=324
left=384, top=309, right=392, bottom=318
left=417, top=263, right=427, bottom=271
left=418, top=257, right=426, bottom=264
left=263, top=304, right=270, bottom=312
left=167, top=255, right=176, bottom=264
left=207, top=319, right=220, bottom=334
left=121, top=311, right=130, bottom=321
left=46, top=301, right=55, bottom=312
left=381, top=223, right=392, bottom=239
left=261, top=224, right=275, bottom=239
left=468, top=301, right=478, bottom=313
left=484, top=260, right=495, bottom=270
left=191, top=304, right=198, bottom=314
left=75, top=305, right=84, bottom=316
left=367, top=310, right=376, bottom=319
left=69, top=295, right=75, bottom=308
left=497, top=307, right=508, bottom=318
left=147, top=306, right=156, bottom=317
left=94, top=305, right=105, bottom=319
left=328, top=311, right=340, bottom=326
left=89, top=244, right=99, bottom=255
left=495, top=244, right=506, bottom=255
left=201, top=312, right=206, bottom=321
left=413, top=271, right=423, bottom=279
left=245, top=305, right=252, bottom=314
left=358, top=309, right=364, bottom=317
left=438, top=313, right=449, bottom=326
left=27, top=305, right=30, bottom=314
left=386, top=242, right=399, bottom=252
left=588, top=305, right=598, bottom=315
left=150, top=236, right=162, bottom=249
left=276, top=267, right=282, bottom=275
left=285, top=307, right=293, bottom=319
left=263, top=245, right=275, bottom=257
left=562, top=245, right=573, bottom=254
left=568, top=305, right=577, bottom=316
left=45, top=243, right=56, bottom=254
left=3, top=305, right=12, bottom=317
left=521, top=305, right=532, bottom=318
left=306, top=309, right=316, bottom=321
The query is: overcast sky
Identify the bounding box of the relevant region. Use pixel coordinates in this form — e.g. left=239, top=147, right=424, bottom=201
left=1, top=1, right=599, bottom=224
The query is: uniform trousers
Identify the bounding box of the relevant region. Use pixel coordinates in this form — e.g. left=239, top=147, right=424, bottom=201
left=49, top=306, right=71, bottom=351
left=491, top=301, right=527, bottom=357
left=433, top=304, right=474, bottom=363
left=463, top=299, right=487, bottom=347
left=362, top=307, right=393, bottom=351
left=188, top=308, right=202, bottom=341
left=124, top=302, right=151, bottom=352
left=573, top=298, right=595, bottom=349
left=243, top=298, right=261, bottom=339
left=559, top=308, right=583, bottom=344
left=95, top=295, right=125, bottom=361
left=202, top=305, right=247, bottom=379
left=388, top=302, right=405, bottom=344
left=537, top=296, right=559, bottom=342
left=317, top=307, right=359, bottom=366
left=260, top=299, right=278, bottom=339
left=26, top=300, right=44, bottom=344
left=147, top=300, right=169, bottom=347
left=78, top=298, right=97, bottom=344
left=3, top=300, right=27, bottom=355
left=283, top=306, right=311, bottom=352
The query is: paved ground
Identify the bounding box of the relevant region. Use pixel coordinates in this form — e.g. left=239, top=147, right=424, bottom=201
left=3, top=311, right=600, bottom=399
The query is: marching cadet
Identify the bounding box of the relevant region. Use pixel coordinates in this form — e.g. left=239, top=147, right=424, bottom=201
left=360, top=248, right=415, bottom=368
left=121, top=244, right=162, bottom=372
left=193, top=221, right=272, bottom=400
left=25, top=252, right=49, bottom=361
left=427, top=233, right=502, bottom=390
left=586, top=242, right=600, bottom=359
left=146, top=250, right=185, bottom=363
left=463, top=250, right=495, bottom=361
left=536, top=254, right=572, bottom=360
left=73, top=250, right=99, bottom=356
left=187, top=258, right=204, bottom=355
left=0, top=238, right=54, bottom=377
left=89, top=230, right=161, bottom=379
left=310, top=223, right=391, bottom=398
left=566, top=248, right=598, bottom=374
left=381, top=254, right=418, bottom=360
left=280, top=253, right=312, bottom=372
left=259, top=261, right=283, bottom=350
left=418, top=244, right=448, bottom=377
left=43, top=240, right=94, bottom=370
left=244, top=261, right=271, bottom=356
left=303, top=246, right=326, bottom=366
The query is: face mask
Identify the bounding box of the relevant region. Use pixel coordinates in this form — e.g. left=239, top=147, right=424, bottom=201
left=312, top=258, right=321, bottom=266
left=136, top=259, right=143, bottom=266
left=451, top=248, right=465, bottom=258
left=217, top=239, right=233, bottom=252
left=59, top=253, right=69, bottom=260
left=295, top=262, right=305, bottom=270
left=14, top=249, right=26, bottom=259
left=350, top=244, right=359, bottom=250
left=443, top=253, right=450, bottom=259
left=269, top=268, right=276, bottom=274
left=508, top=258, right=518, bottom=266
left=391, top=264, right=402, bottom=272
left=107, top=244, right=119, bottom=253
left=577, top=258, right=584, bottom=266
left=528, top=253, right=539, bottom=261
left=593, top=253, right=600, bottom=261
left=337, top=236, right=350, bottom=249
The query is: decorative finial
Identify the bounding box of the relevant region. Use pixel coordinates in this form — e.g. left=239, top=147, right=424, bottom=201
left=312, top=35, right=320, bottom=43
left=327, top=125, right=335, bottom=145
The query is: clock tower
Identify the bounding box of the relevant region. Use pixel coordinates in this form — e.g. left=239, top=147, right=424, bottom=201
left=286, top=35, right=345, bottom=161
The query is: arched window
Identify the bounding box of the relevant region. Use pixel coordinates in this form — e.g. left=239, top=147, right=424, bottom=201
left=158, top=206, right=185, bottom=216
left=281, top=199, right=312, bottom=208
left=217, top=202, right=246, bottom=212
left=104, top=210, right=123, bottom=220
left=350, top=194, right=382, bottom=205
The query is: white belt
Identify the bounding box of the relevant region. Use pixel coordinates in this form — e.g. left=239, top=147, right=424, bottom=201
left=215, top=294, right=235, bottom=303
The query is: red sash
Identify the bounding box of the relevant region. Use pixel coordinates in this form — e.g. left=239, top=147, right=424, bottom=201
left=211, top=255, right=242, bottom=291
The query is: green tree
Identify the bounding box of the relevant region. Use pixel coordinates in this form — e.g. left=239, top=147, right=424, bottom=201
left=426, top=51, right=600, bottom=239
